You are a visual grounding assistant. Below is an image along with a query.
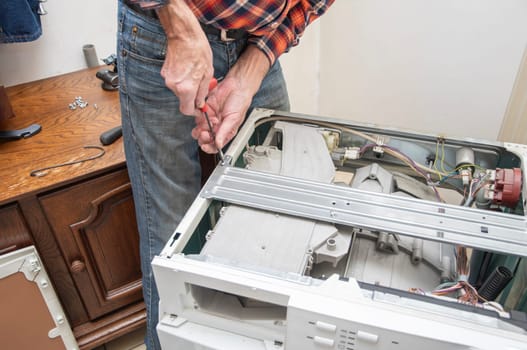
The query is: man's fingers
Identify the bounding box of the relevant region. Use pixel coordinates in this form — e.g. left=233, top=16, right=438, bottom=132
left=191, top=127, right=213, bottom=144
left=197, top=133, right=220, bottom=154
left=216, top=115, right=243, bottom=149
left=161, top=65, right=215, bottom=116
left=163, top=77, right=197, bottom=116
left=191, top=122, right=224, bottom=155
left=195, top=74, right=213, bottom=110
left=200, top=143, right=219, bottom=154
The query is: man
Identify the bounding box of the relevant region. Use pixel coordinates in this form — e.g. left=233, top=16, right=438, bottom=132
left=117, top=0, right=335, bottom=348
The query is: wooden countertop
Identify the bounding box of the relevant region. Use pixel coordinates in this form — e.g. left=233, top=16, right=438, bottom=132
left=0, top=67, right=125, bottom=205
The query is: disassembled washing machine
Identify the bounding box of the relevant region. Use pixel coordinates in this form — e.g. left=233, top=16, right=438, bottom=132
left=153, top=109, right=527, bottom=350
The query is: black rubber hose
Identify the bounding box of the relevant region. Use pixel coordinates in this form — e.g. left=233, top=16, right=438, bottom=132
left=477, top=265, right=513, bottom=301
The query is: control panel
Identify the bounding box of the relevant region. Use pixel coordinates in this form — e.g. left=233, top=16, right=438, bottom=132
left=285, top=294, right=470, bottom=350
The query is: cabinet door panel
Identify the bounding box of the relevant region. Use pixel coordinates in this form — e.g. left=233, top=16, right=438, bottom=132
left=39, top=170, right=143, bottom=319
left=71, top=183, right=141, bottom=295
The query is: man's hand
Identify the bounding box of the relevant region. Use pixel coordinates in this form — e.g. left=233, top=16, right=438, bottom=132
left=192, top=46, right=271, bottom=154
left=192, top=77, right=252, bottom=153
left=156, top=0, right=213, bottom=116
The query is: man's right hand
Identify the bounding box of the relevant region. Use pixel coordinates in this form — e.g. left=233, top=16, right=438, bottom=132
left=191, top=45, right=271, bottom=154
left=156, top=0, right=213, bottom=116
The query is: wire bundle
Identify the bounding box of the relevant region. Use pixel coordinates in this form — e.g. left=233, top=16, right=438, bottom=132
left=429, top=247, right=487, bottom=305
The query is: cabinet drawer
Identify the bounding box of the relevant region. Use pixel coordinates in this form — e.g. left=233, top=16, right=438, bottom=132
left=0, top=204, right=33, bottom=255
left=39, top=169, right=142, bottom=320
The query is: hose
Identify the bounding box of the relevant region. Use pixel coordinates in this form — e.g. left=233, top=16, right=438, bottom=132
left=477, top=266, right=513, bottom=301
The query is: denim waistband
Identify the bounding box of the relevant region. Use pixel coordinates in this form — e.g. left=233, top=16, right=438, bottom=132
left=123, top=0, right=158, bottom=19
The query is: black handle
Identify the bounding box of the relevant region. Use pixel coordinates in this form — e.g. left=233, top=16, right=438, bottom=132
left=0, top=124, right=41, bottom=141
left=100, top=125, right=123, bottom=146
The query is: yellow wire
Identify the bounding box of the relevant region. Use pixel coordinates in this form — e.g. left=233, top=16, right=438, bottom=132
left=255, top=115, right=451, bottom=178
left=440, top=140, right=448, bottom=174
left=434, top=140, right=442, bottom=180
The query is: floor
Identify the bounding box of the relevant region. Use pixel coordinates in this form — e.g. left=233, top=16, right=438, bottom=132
left=93, top=326, right=146, bottom=350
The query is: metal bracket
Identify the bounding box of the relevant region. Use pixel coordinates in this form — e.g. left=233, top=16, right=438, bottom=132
left=201, top=165, right=527, bottom=257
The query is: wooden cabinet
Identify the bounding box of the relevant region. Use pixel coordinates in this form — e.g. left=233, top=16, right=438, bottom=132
left=0, top=68, right=145, bottom=349
left=40, top=170, right=142, bottom=321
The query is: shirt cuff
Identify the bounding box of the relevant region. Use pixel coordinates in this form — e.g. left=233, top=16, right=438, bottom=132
left=248, top=25, right=296, bottom=66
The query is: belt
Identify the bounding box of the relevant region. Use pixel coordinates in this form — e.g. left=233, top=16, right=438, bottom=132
left=124, top=0, right=159, bottom=20
left=123, top=0, right=248, bottom=42
left=200, top=25, right=248, bottom=42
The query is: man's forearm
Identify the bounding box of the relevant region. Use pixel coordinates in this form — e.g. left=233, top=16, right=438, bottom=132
left=228, top=45, right=271, bottom=96
left=154, top=0, right=213, bottom=114
left=156, top=0, right=202, bottom=40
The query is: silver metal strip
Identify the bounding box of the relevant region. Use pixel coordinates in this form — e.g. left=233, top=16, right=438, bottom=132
left=202, top=166, right=527, bottom=257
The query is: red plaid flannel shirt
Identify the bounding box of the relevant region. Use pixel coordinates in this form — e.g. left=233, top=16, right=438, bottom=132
left=131, top=0, right=335, bottom=64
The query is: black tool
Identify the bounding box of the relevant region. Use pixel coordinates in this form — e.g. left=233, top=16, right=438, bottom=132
left=0, top=124, right=41, bottom=142
left=96, top=54, right=119, bottom=91
left=100, top=125, right=123, bottom=145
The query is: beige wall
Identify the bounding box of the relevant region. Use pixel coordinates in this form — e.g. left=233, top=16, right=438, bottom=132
left=317, top=0, right=527, bottom=140
left=280, top=22, right=321, bottom=115
left=0, top=0, right=118, bottom=86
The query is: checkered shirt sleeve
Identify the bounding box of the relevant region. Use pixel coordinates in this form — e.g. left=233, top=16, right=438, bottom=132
left=132, top=0, right=335, bottom=64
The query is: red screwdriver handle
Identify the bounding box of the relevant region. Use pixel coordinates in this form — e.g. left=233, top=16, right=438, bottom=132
left=200, top=78, right=218, bottom=113
left=209, top=78, right=218, bottom=91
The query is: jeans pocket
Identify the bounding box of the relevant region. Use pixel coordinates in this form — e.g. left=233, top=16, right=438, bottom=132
left=124, top=16, right=167, bottom=62
left=118, top=9, right=167, bottom=95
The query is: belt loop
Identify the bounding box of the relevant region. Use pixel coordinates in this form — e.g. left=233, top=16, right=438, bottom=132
left=220, top=29, right=235, bottom=42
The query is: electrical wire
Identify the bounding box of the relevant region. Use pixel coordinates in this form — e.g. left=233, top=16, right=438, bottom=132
left=430, top=246, right=489, bottom=305
left=440, top=140, right=448, bottom=174
left=463, top=172, right=491, bottom=207
left=256, top=115, right=456, bottom=178
left=433, top=139, right=443, bottom=180
left=255, top=116, right=452, bottom=201
left=257, top=116, right=492, bottom=184
left=379, top=145, right=445, bottom=202
left=254, top=116, right=496, bottom=203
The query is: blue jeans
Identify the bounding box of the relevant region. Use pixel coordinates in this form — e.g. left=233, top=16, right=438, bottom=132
left=117, top=2, right=290, bottom=349
left=0, top=0, right=42, bottom=43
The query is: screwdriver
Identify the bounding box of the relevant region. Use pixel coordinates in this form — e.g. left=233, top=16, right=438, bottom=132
left=199, top=78, right=225, bottom=162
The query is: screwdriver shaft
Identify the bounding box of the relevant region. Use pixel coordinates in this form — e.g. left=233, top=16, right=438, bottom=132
left=202, top=109, right=225, bottom=161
